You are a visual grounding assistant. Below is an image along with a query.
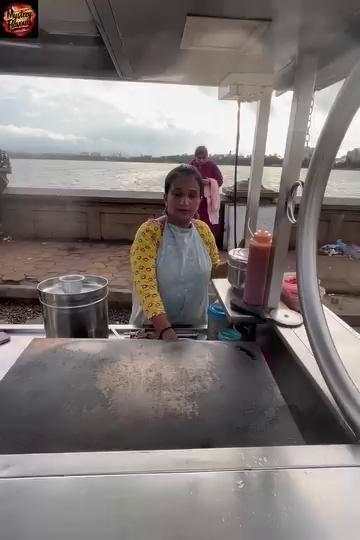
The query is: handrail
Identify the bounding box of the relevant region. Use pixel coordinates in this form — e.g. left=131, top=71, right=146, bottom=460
left=297, top=61, right=360, bottom=439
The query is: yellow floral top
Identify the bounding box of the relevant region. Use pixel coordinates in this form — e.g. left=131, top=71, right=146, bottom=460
left=130, top=219, right=221, bottom=320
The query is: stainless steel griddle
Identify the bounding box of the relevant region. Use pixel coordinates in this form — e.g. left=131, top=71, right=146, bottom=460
left=0, top=339, right=303, bottom=453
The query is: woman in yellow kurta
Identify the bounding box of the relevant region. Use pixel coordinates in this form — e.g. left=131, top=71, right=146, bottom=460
left=130, top=164, right=225, bottom=340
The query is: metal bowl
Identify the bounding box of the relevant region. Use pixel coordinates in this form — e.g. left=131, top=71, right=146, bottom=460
left=228, top=248, right=249, bottom=291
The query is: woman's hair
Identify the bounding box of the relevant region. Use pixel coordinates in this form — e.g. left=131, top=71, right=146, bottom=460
left=194, top=145, right=208, bottom=158
left=164, top=164, right=204, bottom=196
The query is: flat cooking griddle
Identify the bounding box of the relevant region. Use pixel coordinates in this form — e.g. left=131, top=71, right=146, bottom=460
left=0, top=339, right=303, bottom=453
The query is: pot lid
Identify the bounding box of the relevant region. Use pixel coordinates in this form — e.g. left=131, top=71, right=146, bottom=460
left=228, top=248, right=249, bottom=263
left=38, top=274, right=107, bottom=296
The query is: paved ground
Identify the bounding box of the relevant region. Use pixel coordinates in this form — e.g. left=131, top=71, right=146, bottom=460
left=0, top=239, right=131, bottom=289
left=285, top=251, right=360, bottom=295
left=0, top=300, right=130, bottom=325
left=1, top=238, right=359, bottom=294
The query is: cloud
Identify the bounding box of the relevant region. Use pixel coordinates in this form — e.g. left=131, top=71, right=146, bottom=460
left=0, top=79, right=222, bottom=155
left=0, top=76, right=241, bottom=155
left=309, top=81, right=360, bottom=156
left=197, top=87, right=218, bottom=98
left=0, top=74, right=358, bottom=157
left=314, top=81, right=343, bottom=113
left=0, top=124, right=87, bottom=142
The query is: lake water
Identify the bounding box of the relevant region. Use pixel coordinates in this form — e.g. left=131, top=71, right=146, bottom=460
left=8, top=159, right=360, bottom=197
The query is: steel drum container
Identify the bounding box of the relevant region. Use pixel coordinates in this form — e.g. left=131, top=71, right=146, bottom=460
left=38, top=274, right=108, bottom=338
left=227, top=248, right=249, bottom=291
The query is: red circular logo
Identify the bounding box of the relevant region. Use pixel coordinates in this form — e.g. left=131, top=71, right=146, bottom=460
left=2, top=3, right=37, bottom=37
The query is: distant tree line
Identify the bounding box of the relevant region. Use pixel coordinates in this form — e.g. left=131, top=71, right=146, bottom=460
left=8, top=151, right=360, bottom=169
left=9, top=151, right=284, bottom=166
left=333, top=159, right=360, bottom=170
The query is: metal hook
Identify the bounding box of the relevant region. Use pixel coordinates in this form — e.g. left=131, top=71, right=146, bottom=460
left=286, top=180, right=304, bottom=224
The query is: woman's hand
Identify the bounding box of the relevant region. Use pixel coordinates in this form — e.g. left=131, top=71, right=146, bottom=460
left=151, top=313, right=178, bottom=341
left=160, top=327, right=178, bottom=341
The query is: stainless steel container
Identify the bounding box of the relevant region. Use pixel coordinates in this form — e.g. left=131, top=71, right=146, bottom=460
left=228, top=248, right=249, bottom=291
left=38, top=274, right=109, bottom=338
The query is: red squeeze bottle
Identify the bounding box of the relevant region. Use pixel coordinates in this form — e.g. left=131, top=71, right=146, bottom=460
left=244, top=227, right=272, bottom=306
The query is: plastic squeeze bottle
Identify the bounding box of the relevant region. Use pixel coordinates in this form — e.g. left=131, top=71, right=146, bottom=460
left=243, top=227, right=272, bottom=306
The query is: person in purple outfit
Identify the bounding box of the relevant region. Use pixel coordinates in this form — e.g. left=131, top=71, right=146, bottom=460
left=190, top=145, right=223, bottom=240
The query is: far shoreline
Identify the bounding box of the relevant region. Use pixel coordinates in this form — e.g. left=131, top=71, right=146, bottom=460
left=9, top=155, right=360, bottom=172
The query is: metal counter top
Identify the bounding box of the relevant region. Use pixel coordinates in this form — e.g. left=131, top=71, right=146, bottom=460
left=273, top=307, right=360, bottom=432
left=1, top=445, right=360, bottom=540
left=212, top=279, right=264, bottom=324
left=212, top=278, right=360, bottom=435
left=1, top=322, right=360, bottom=538
left=2, top=444, right=360, bottom=478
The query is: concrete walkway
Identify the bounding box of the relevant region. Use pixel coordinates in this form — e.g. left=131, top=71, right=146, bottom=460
left=1, top=238, right=359, bottom=295
left=285, top=252, right=360, bottom=295
left=0, top=239, right=131, bottom=289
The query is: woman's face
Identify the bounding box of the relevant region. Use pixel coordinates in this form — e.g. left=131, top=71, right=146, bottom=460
left=165, top=174, right=201, bottom=226
left=195, top=152, right=208, bottom=164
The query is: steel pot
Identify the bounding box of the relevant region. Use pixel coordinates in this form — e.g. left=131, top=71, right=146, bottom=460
left=228, top=248, right=249, bottom=291
left=38, top=274, right=109, bottom=338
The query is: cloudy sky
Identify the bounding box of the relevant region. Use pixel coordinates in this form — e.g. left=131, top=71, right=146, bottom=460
left=0, top=74, right=359, bottom=157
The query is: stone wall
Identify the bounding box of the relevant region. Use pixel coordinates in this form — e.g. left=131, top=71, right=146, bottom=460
left=290, top=198, right=360, bottom=248
left=1, top=187, right=360, bottom=248
left=1, top=188, right=165, bottom=241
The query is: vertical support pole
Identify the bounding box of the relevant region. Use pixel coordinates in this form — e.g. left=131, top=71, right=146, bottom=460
left=264, top=55, right=317, bottom=308
left=233, top=101, right=241, bottom=249
left=244, top=91, right=272, bottom=246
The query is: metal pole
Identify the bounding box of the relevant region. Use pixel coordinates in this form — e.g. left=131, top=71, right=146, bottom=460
left=297, top=61, right=360, bottom=438
left=264, top=55, right=317, bottom=308
left=244, top=91, right=272, bottom=246
left=233, top=101, right=241, bottom=249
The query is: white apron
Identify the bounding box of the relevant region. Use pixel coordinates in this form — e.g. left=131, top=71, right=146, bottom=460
left=130, top=222, right=211, bottom=326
